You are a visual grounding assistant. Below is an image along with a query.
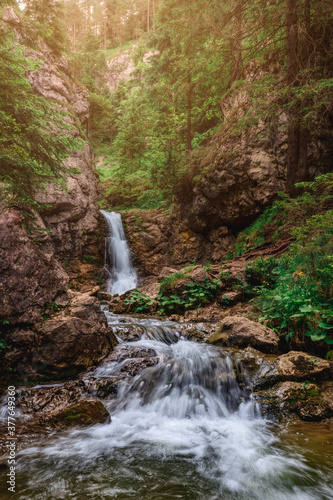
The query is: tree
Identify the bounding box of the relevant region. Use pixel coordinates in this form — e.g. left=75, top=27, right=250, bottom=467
left=25, top=0, right=67, bottom=54
left=0, top=23, right=80, bottom=202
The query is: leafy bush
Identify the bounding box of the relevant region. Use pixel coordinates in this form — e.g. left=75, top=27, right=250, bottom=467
left=246, top=256, right=279, bottom=287
left=157, top=278, right=221, bottom=315
left=233, top=173, right=333, bottom=257
left=124, top=290, right=153, bottom=313
left=255, top=211, right=333, bottom=347
left=124, top=277, right=221, bottom=315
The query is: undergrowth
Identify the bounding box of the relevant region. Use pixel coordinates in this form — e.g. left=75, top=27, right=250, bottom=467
left=233, top=173, right=333, bottom=256
left=124, top=276, right=221, bottom=315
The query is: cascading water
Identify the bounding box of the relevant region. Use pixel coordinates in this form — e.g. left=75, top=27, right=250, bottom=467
left=7, top=311, right=333, bottom=500
left=101, top=210, right=137, bottom=296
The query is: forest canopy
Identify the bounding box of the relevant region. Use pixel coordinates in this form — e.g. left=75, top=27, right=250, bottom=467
left=0, top=0, right=332, bottom=207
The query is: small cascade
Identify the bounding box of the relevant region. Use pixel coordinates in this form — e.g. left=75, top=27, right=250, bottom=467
left=8, top=313, right=333, bottom=499
left=101, top=210, right=137, bottom=295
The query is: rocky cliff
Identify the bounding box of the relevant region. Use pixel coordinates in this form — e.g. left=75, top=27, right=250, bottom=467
left=0, top=8, right=112, bottom=383
left=176, top=61, right=333, bottom=235
left=122, top=208, right=235, bottom=278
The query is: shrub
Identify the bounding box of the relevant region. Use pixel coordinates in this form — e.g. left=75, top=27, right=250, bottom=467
left=157, top=277, right=221, bottom=315
left=124, top=290, right=154, bottom=313
left=255, top=211, right=333, bottom=347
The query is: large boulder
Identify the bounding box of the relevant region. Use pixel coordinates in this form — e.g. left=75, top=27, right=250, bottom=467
left=255, top=351, right=332, bottom=389
left=2, top=292, right=117, bottom=382
left=207, top=316, right=279, bottom=353
left=16, top=382, right=110, bottom=428
left=0, top=208, right=68, bottom=324
left=256, top=381, right=333, bottom=422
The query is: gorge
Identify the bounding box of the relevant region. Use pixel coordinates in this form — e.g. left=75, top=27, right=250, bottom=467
left=0, top=2, right=332, bottom=499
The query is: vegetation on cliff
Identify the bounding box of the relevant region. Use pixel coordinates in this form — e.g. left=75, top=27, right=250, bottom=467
left=0, top=17, right=80, bottom=204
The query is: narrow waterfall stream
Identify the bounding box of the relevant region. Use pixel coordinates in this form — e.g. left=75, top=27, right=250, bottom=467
left=101, top=211, right=137, bottom=296
left=7, top=312, right=333, bottom=499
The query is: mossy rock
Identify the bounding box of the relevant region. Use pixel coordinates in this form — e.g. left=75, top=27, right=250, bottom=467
left=54, top=400, right=110, bottom=428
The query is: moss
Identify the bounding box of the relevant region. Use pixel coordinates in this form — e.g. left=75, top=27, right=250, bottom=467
left=57, top=400, right=109, bottom=427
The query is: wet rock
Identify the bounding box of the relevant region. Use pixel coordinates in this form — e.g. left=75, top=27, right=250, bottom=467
left=233, top=346, right=275, bottom=385
left=119, top=357, right=159, bottom=376
left=0, top=208, right=69, bottom=324
left=99, top=345, right=159, bottom=377
left=207, top=316, right=279, bottom=353
left=113, top=325, right=145, bottom=342
left=17, top=381, right=84, bottom=417
left=83, top=378, right=119, bottom=399
left=255, top=351, right=332, bottom=390
left=3, top=292, right=117, bottom=382
left=256, top=381, right=333, bottom=422
left=107, top=345, right=157, bottom=363
left=16, top=382, right=109, bottom=428
left=53, top=400, right=110, bottom=428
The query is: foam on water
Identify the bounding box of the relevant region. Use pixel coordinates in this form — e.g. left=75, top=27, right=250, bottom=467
left=13, top=314, right=333, bottom=499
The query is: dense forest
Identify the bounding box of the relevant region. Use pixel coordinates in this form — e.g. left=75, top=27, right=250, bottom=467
left=1, top=0, right=332, bottom=208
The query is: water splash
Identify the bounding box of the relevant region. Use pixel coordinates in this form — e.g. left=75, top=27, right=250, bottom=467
left=101, top=210, right=137, bottom=295
left=13, top=314, right=333, bottom=499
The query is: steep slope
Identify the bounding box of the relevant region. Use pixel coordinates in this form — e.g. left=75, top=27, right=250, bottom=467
left=0, top=8, right=114, bottom=383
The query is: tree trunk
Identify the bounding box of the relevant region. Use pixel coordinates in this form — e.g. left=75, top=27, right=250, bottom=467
left=286, top=0, right=309, bottom=192
left=231, top=0, right=243, bottom=83
left=187, top=72, right=192, bottom=152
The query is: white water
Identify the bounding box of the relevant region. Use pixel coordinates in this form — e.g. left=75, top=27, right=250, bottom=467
left=101, top=210, right=137, bottom=296
left=12, top=313, right=333, bottom=500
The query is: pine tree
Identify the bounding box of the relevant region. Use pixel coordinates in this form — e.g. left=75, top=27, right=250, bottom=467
left=0, top=23, right=80, bottom=202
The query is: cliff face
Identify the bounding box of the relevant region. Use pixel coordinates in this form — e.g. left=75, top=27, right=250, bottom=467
left=25, top=46, right=100, bottom=261
left=176, top=63, right=333, bottom=235
left=0, top=9, right=111, bottom=383
left=122, top=208, right=235, bottom=277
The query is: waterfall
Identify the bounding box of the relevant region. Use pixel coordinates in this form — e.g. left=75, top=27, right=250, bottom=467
left=101, top=210, right=137, bottom=296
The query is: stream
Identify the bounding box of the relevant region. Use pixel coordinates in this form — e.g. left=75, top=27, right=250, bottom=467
left=1, top=311, right=332, bottom=499
left=1, top=212, right=332, bottom=499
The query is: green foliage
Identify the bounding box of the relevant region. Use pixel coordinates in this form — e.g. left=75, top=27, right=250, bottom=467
left=124, top=289, right=153, bottom=313
left=83, top=254, right=97, bottom=265
left=0, top=22, right=81, bottom=204
left=255, top=212, right=333, bottom=347
left=24, top=0, right=68, bottom=54
left=234, top=174, right=333, bottom=256
left=124, top=276, right=221, bottom=315
left=157, top=278, right=221, bottom=315
left=235, top=205, right=281, bottom=256
left=159, top=269, right=189, bottom=293
left=246, top=257, right=279, bottom=288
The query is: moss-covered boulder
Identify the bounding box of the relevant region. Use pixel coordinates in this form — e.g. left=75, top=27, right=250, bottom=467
left=54, top=400, right=110, bottom=428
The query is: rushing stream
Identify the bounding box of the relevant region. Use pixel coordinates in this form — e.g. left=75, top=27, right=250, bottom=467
left=1, top=213, right=332, bottom=499
left=2, top=312, right=332, bottom=499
